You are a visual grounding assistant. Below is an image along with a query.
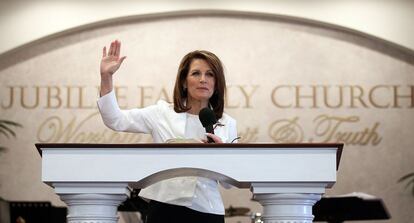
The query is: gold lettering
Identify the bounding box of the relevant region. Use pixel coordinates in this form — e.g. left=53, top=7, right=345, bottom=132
left=323, top=85, right=343, bottom=108
left=79, top=86, right=95, bottom=109
left=65, top=86, right=74, bottom=108
left=295, top=85, right=318, bottom=108
left=138, top=86, right=154, bottom=108
left=225, top=85, right=240, bottom=108
left=238, top=126, right=259, bottom=142
left=45, top=86, right=62, bottom=108
left=21, top=86, right=40, bottom=109
left=239, top=85, right=258, bottom=108
left=335, top=122, right=382, bottom=146
left=271, top=85, right=292, bottom=108
left=313, top=114, right=382, bottom=146
left=268, top=117, right=304, bottom=143
left=1, top=86, right=14, bottom=109
left=369, top=85, right=390, bottom=108
left=393, top=85, right=414, bottom=108
left=156, top=87, right=172, bottom=103
left=314, top=114, right=359, bottom=141
left=349, top=85, right=368, bottom=108
left=37, top=112, right=144, bottom=143
left=38, top=114, right=78, bottom=142
left=37, top=116, right=64, bottom=142
left=2, top=84, right=411, bottom=111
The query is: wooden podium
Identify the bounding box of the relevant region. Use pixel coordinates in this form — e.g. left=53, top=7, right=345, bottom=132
left=36, top=143, right=343, bottom=223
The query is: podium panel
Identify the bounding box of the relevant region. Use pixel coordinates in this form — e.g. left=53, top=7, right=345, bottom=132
left=36, top=143, right=342, bottom=223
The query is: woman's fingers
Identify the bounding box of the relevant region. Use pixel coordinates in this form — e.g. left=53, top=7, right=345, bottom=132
left=109, top=41, right=114, bottom=55
left=205, top=133, right=223, bottom=143
left=113, top=40, right=118, bottom=56
left=116, top=41, right=121, bottom=57
left=105, top=40, right=121, bottom=57
left=102, top=40, right=125, bottom=65
left=119, top=56, right=127, bottom=64
left=102, top=46, right=107, bottom=58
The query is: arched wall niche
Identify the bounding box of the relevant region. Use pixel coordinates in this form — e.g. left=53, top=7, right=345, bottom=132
left=0, top=10, right=413, bottom=223
left=0, top=10, right=413, bottom=70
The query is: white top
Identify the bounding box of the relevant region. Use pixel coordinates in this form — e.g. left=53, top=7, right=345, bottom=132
left=97, top=90, right=238, bottom=215
left=184, top=113, right=206, bottom=140
left=184, top=114, right=224, bottom=214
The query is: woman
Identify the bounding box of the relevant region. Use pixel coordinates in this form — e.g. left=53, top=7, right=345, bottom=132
left=98, top=40, right=238, bottom=223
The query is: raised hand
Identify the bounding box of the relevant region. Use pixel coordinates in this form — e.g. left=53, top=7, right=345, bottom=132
left=100, top=40, right=126, bottom=77
left=99, top=40, right=126, bottom=96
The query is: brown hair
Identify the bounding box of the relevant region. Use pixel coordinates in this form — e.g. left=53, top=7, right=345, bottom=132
left=173, top=50, right=226, bottom=119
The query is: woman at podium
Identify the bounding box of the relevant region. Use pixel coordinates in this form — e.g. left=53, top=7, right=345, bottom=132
left=97, top=40, right=238, bottom=223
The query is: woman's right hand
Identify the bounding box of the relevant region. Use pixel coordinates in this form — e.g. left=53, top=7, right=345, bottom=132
left=100, top=40, right=127, bottom=77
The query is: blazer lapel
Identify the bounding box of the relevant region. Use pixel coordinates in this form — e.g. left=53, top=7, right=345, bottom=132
left=170, top=111, right=187, bottom=138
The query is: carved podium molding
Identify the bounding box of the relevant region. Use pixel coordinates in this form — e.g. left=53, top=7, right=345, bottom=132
left=36, top=143, right=343, bottom=223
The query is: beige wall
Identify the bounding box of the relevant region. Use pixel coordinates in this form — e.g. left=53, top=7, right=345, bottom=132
left=0, top=7, right=413, bottom=223
left=1, top=0, right=414, bottom=55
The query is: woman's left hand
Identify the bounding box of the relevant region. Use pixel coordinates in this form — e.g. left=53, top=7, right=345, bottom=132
left=203, top=133, right=223, bottom=143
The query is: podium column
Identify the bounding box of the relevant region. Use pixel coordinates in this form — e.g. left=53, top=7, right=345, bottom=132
left=53, top=183, right=129, bottom=223
left=252, top=183, right=325, bottom=223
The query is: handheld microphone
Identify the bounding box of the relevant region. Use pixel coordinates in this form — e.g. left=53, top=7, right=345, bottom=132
left=199, top=107, right=217, bottom=143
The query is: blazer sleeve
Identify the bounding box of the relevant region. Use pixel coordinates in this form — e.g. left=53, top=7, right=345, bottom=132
left=97, top=90, right=158, bottom=134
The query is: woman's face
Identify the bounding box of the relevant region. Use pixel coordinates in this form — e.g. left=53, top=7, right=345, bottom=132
left=185, top=59, right=215, bottom=103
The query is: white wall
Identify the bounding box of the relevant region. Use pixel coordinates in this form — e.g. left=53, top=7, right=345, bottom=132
left=0, top=0, right=414, bottom=55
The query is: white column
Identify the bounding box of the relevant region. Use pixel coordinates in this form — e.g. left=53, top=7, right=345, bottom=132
left=254, top=193, right=321, bottom=223
left=53, top=183, right=129, bottom=223
left=251, top=183, right=326, bottom=223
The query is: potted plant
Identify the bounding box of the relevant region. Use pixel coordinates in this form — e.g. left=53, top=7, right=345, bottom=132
left=399, top=172, right=414, bottom=196
left=0, top=120, right=22, bottom=152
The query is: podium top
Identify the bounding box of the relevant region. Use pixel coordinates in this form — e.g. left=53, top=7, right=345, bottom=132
left=35, top=143, right=343, bottom=170
left=36, top=142, right=343, bottom=149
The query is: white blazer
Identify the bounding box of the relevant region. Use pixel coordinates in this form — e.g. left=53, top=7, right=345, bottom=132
left=97, top=90, right=238, bottom=210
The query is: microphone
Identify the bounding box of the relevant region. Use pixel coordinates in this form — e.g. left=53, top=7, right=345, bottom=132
left=199, top=107, right=217, bottom=143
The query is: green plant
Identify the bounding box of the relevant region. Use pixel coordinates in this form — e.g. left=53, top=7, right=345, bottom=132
left=0, top=120, right=22, bottom=151
left=398, top=172, right=414, bottom=196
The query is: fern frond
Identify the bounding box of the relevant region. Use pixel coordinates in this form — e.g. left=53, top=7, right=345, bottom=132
left=398, top=172, right=414, bottom=182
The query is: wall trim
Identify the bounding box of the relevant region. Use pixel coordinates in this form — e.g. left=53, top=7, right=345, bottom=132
left=1, top=9, right=413, bottom=67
